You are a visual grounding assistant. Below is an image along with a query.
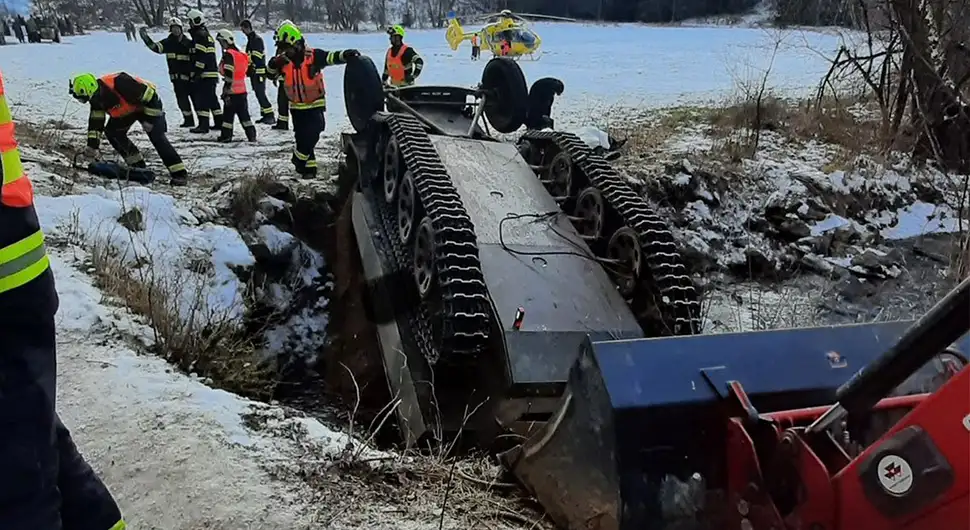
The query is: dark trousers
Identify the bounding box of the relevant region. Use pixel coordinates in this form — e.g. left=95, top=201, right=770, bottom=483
left=105, top=112, right=187, bottom=179
left=190, top=78, right=222, bottom=128
left=291, top=107, right=324, bottom=176
left=220, top=93, right=256, bottom=141
left=250, top=76, right=273, bottom=118
left=0, top=271, right=124, bottom=530
left=172, top=79, right=195, bottom=124
left=276, top=84, right=289, bottom=128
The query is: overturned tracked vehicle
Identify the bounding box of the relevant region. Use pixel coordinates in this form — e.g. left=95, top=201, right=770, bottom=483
left=337, top=56, right=701, bottom=445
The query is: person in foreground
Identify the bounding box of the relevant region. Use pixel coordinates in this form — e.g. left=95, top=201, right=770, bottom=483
left=69, top=71, right=190, bottom=186
left=0, top=68, right=127, bottom=530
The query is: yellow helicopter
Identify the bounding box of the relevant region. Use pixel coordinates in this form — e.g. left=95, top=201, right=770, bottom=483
left=445, top=9, right=577, bottom=60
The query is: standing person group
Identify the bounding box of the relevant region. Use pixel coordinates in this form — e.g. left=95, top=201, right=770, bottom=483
left=84, top=17, right=426, bottom=182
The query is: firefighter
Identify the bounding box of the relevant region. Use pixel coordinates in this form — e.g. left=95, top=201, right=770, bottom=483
left=524, top=77, right=564, bottom=130
left=186, top=9, right=222, bottom=133
left=268, top=24, right=290, bottom=131
left=0, top=68, right=127, bottom=530
left=139, top=18, right=196, bottom=128
left=239, top=19, right=275, bottom=125
left=69, top=72, right=189, bottom=186
left=216, top=29, right=256, bottom=143
left=268, top=22, right=359, bottom=177
left=382, top=25, right=423, bottom=88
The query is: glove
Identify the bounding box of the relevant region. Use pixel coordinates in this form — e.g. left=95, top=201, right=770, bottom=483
left=138, top=26, right=148, bottom=38
left=343, top=49, right=360, bottom=59
left=141, top=120, right=154, bottom=133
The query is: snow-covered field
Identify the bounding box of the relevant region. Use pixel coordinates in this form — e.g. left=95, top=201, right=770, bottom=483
left=1, top=22, right=965, bottom=529
left=1, top=23, right=844, bottom=130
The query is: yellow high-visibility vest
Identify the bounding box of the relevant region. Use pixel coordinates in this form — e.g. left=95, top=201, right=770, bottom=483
left=0, top=68, right=50, bottom=294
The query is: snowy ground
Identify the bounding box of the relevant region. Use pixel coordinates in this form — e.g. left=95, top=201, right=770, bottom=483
left=2, top=22, right=965, bottom=530
left=1, top=23, right=846, bottom=131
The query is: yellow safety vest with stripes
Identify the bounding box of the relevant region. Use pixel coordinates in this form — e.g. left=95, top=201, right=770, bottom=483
left=0, top=69, right=50, bottom=295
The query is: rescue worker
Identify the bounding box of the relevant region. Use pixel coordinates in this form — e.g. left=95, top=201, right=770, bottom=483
left=500, top=39, right=511, bottom=56
left=69, top=72, right=189, bottom=186
left=267, top=22, right=359, bottom=177
left=216, top=29, right=256, bottom=143
left=239, top=19, right=275, bottom=124
left=268, top=23, right=290, bottom=131
left=470, top=33, right=480, bottom=61
left=382, top=25, right=423, bottom=88
left=186, top=9, right=222, bottom=134
left=0, top=67, right=127, bottom=530
left=139, top=18, right=197, bottom=128
left=524, top=77, right=564, bottom=130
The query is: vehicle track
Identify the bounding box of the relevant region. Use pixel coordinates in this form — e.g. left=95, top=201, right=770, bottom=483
left=366, top=112, right=492, bottom=363
left=519, top=130, right=702, bottom=335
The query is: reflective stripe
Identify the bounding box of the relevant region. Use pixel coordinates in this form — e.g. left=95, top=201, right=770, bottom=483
left=290, top=100, right=326, bottom=110
left=108, top=520, right=127, bottom=530
left=0, top=95, right=11, bottom=124
left=2, top=143, right=24, bottom=185
left=0, top=231, right=49, bottom=294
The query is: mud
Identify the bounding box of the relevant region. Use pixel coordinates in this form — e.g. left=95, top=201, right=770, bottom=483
left=320, top=194, right=393, bottom=422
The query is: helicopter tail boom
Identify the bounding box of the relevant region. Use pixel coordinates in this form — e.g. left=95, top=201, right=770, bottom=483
left=445, top=17, right=472, bottom=51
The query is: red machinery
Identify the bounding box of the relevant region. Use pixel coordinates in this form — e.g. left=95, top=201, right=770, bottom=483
left=724, top=277, right=969, bottom=530
left=505, top=277, right=969, bottom=530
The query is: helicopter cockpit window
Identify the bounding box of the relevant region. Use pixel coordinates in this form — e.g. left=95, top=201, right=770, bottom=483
left=495, top=28, right=536, bottom=46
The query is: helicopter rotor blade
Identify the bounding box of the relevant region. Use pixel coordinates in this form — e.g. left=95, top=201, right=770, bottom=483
left=511, top=12, right=579, bottom=22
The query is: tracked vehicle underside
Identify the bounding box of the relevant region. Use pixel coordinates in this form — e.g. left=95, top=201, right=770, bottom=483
left=518, top=131, right=700, bottom=335
left=338, top=55, right=700, bottom=444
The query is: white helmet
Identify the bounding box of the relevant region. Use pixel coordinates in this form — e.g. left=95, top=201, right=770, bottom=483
left=186, top=9, right=204, bottom=27
left=168, top=17, right=182, bottom=29
left=216, top=29, right=234, bottom=45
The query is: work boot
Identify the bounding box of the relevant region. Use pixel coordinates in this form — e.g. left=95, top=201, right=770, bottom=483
left=189, top=123, right=210, bottom=134
left=272, top=121, right=288, bottom=131
left=258, top=115, right=276, bottom=125
left=170, top=171, right=188, bottom=186
left=217, top=135, right=233, bottom=143
left=245, top=130, right=256, bottom=142
left=180, top=117, right=195, bottom=128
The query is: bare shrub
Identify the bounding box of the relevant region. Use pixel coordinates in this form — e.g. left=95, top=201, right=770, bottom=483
left=229, top=169, right=280, bottom=229
left=67, top=201, right=276, bottom=398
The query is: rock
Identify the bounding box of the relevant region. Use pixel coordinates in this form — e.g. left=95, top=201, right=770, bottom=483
left=264, top=181, right=297, bottom=203
left=117, top=207, right=144, bottom=232
left=776, top=218, right=811, bottom=240
left=743, top=247, right=775, bottom=277
left=851, top=248, right=901, bottom=269
left=847, top=247, right=904, bottom=279
left=837, top=276, right=878, bottom=302
left=679, top=233, right=718, bottom=273
left=795, top=199, right=829, bottom=222
left=800, top=253, right=836, bottom=276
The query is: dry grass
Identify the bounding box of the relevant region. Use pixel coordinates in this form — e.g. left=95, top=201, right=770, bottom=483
left=229, top=169, right=281, bottom=229
left=609, top=91, right=895, bottom=173
left=72, top=213, right=277, bottom=398
left=705, top=93, right=894, bottom=168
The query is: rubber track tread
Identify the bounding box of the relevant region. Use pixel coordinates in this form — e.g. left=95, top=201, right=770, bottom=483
left=379, top=112, right=491, bottom=361
left=521, top=129, right=702, bottom=335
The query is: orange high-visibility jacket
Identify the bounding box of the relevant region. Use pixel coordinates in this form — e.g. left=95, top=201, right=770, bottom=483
left=0, top=69, right=50, bottom=295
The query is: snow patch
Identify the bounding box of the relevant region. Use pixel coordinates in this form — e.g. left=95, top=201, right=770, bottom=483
left=37, top=186, right=255, bottom=323
left=879, top=201, right=961, bottom=240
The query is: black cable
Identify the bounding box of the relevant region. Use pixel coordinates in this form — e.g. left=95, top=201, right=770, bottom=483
left=497, top=211, right=629, bottom=276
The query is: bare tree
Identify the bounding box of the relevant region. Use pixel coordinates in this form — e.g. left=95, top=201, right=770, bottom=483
left=131, top=0, right=168, bottom=25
